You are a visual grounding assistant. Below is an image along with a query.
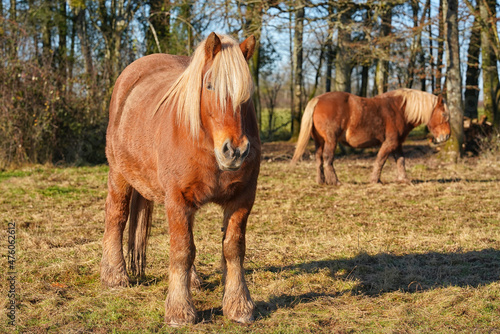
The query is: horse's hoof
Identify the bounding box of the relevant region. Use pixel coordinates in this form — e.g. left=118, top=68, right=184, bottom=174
left=165, top=297, right=197, bottom=326
left=325, top=179, right=341, bottom=186
left=230, top=315, right=254, bottom=324
left=165, top=318, right=196, bottom=327
left=100, top=262, right=130, bottom=288
left=100, top=272, right=130, bottom=288
left=224, top=309, right=254, bottom=324
left=223, top=295, right=254, bottom=324
left=164, top=313, right=197, bottom=327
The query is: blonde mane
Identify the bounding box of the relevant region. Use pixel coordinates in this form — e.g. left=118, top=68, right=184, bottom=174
left=155, top=34, right=253, bottom=138
left=385, top=88, right=440, bottom=125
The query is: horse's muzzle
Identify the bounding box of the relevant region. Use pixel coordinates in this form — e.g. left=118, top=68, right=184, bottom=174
left=434, top=134, right=450, bottom=144
left=215, top=138, right=251, bottom=171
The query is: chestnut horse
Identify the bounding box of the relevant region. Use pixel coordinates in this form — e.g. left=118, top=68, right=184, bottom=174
left=101, top=33, right=260, bottom=326
left=291, top=89, right=450, bottom=185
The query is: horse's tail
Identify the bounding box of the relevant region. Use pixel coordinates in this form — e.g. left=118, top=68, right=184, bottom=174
left=127, top=189, right=154, bottom=277
left=291, top=97, right=319, bottom=164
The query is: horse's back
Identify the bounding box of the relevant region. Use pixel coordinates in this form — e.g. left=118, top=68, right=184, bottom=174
left=313, top=92, right=389, bottom=148
left=109, top=54, right=189, bottom=122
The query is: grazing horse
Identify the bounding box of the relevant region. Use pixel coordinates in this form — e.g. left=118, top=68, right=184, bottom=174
left=101, top=33, right=260, bottom=326
left=291, top=89, right=450, bottom=185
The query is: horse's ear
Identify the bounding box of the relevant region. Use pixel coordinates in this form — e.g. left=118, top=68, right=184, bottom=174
left=205, top=32, right=222, bottom=61
left=240, top=35, right=256, bottom=61
left=437, top=95, right=443, bottom=105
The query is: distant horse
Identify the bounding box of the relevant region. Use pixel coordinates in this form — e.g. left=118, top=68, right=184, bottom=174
left=101, top=33, right=260, bottom=326
left=291, top=89, right=450, bottom=185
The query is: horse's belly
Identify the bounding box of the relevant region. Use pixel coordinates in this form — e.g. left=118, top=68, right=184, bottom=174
left=344, top=129, right=381, bottom=148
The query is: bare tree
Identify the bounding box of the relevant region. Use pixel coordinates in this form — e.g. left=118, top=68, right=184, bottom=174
left=334, top=0, right=352, bottom=93
left=291, top=0, right=305, bottom=139
left=480, top=0, right=499, bottom=126
left=464, top=2, right=481, bottom=119
left=374, top=2, right=393, bottom=94
left=95, top=0, right=140, bottom=87
left=442, top=0, right=463, bottom=162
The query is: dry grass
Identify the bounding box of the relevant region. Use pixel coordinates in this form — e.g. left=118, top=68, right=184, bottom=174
left=1, top=139, right=499, bottom=333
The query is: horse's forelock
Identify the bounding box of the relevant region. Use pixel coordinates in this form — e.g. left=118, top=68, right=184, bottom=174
left=204, top=36, right=253, bottom=114
left=158, top=34, right=253, bottom=138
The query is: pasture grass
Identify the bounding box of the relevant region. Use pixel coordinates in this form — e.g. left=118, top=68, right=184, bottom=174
left=1, top=139, right=500, bottom=333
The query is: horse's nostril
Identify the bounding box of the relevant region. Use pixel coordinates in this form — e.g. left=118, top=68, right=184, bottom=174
left=222, top=140, right=233, bottom=158
left=241, top=142, right=250, bottom=159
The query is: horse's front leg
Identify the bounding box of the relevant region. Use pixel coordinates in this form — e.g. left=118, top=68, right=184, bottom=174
left=221, top=197, right=255, bottom=323
left=392, top=145, right=410, bottom=184
left=164, top=197, right=197, bottom=326
left=101, top=171, right=132, bottom=287
left=370, top=140, right=397, bottom=184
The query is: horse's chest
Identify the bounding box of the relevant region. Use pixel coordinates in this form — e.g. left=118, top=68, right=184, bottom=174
left=178, top=171, right=246, bottom=207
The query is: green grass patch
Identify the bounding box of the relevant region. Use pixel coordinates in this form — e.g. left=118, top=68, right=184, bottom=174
left=2, top=142, right=500, bottom=333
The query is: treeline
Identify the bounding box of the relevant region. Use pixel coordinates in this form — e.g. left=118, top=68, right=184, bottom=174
left=0, top=0, right=497, bottom=167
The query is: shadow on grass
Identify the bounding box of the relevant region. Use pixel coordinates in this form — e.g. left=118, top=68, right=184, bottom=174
left=253, top=248, right=500, bottom=318
left=411, top=178, right=499, bottom=184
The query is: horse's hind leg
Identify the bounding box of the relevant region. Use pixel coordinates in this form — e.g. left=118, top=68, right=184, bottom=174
left=392, top=145, right=410, bottom=184
left=221, top=195, right=255, bottom=323
left=315, top=142, right=325, bottom=184
left=101, top=170, right=132, bottom=287
left=323, top=138, right=340, bottom=185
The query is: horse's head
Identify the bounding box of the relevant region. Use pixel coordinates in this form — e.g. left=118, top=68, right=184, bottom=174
left=428, top=95, right=451, bottom=144
left=200, top=33, right=256, bottom=171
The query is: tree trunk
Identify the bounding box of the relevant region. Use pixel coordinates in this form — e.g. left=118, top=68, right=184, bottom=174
left=334, top=4, right=351, bottom=93
left=325, top=1, right=335, bottom=92
left=360, top=65, right=369, bottom=97
left=442, top=0, right=463, bottom=162
left=480, top=0, right=499, bottom=126
left=75, top=7, right=94, bottom=80
left=147, top=0, right=172, bottom=54
left=427, top=3, right=435, bottom=93
left=96, top=0, right=139, bottom=103
left=375, top=4, right=392, bottom=94
left=406, top=0, right=420, bottom=88
left=243, top=1, right=264, bottom=131
left=435, top=0, right=445, bottom=95
left=179, top=1, right=193, bottom=54
left=288, top=5, right=294, bottom=137
left=309, top=45, right=324, bottom=100
left=419, top=0, right=430, bottom=90
left=291, top=1, right=304, bottom=140
left=464, top=3, right=481, bottom=119
left=57, top=0, right=68, bottom=92
left=42, top=6, right=52, bottom=65
left=406, top=0, right=430, bottom=90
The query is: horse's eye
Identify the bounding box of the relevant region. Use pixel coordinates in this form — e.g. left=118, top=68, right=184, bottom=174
left=206, top=82, right=214, bottom=91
